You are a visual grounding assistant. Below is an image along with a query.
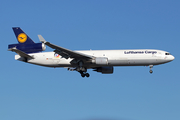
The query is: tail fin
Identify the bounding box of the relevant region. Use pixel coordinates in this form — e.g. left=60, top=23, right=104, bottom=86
left=12, top=27, right=35, bottom=44
left=9, top=27, right=46, bottom=53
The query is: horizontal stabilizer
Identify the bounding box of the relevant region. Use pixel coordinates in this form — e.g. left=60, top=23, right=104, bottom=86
left=8, top=47, right=34, bottom=59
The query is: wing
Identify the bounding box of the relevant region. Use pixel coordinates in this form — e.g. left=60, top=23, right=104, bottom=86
left=38, top=35, right=94, bottom=60
left=8, top=47, right=34, bottom=59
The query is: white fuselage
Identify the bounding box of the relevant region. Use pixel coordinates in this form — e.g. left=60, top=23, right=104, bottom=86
left=15, top=49, right=175, bottom=68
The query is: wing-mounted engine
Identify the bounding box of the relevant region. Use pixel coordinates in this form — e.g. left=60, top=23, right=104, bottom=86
left=8, top=43, right=46, bottom=53
left=93, top=66, right=113, bottom=74
left=92, top=57, right=108, bottom=65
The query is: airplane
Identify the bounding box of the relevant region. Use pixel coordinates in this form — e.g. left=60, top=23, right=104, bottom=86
left=8, top=27, right=175, bottom=77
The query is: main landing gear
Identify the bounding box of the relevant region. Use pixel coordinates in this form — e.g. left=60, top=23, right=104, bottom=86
left=68, top=67, right=90, bottom=78
left=79, top=71, right=90, bottom=78
left=149, top=65, right=153, bottom=74
left=68, top=60, right=90, bottom=78
left=77, top=67, right=90, bottom=78
left=77, top=61, right=90, bottom=78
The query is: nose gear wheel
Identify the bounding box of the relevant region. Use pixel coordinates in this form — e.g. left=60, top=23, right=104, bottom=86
left=149, top=65, right=153, bottom=74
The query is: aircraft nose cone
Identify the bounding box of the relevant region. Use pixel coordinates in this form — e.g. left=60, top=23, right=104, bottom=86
left=169, top=55, right=175, bottom=61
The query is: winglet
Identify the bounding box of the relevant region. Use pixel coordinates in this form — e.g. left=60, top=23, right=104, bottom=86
left=38, top=35, right=46, bottom=43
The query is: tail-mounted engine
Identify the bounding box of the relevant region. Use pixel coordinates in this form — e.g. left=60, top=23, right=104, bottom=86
left=8, top=43, right=46, bottom=53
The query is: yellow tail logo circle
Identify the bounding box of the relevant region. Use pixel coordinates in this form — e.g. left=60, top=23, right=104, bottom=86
left=18, top=33, right=27, bottom=43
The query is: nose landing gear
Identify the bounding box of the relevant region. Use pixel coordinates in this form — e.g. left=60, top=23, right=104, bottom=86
left=149, top=65, right=153, bottom=74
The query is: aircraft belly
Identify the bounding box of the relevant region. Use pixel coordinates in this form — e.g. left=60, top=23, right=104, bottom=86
left=26, top=55, right=71, bottom=67
left=28, top=59, right=72, bottom=67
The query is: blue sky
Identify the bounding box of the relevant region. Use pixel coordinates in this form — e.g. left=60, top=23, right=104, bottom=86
left=0, top=0, right=180, bottom=120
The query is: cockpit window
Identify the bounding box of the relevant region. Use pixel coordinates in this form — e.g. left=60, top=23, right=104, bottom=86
left=165, top=53, right=171, bottom=55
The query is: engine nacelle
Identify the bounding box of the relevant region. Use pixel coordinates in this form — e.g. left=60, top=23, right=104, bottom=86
left=8, top=43, right=46, bottom=53
left=94, top=66, right=114, bottom=74
left=92, top=57, right=108, bottom=65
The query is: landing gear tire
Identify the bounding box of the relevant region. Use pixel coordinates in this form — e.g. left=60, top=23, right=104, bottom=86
left=81, top=73, right=90, bottom=78
left=85, top=73, right=90, bottom=77
left=149, top=70, right=153, bottom=74
left=81, top=73, right=86, bottom=78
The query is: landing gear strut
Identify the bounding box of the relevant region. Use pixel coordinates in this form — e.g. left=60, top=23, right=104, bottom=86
left=68, top=67, right=90, bottom=78
left=77, top=61, right=90, bottom=78
left=77, top=66, right=90, bottom=78
left=149, top=65, right=153, bottom=74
